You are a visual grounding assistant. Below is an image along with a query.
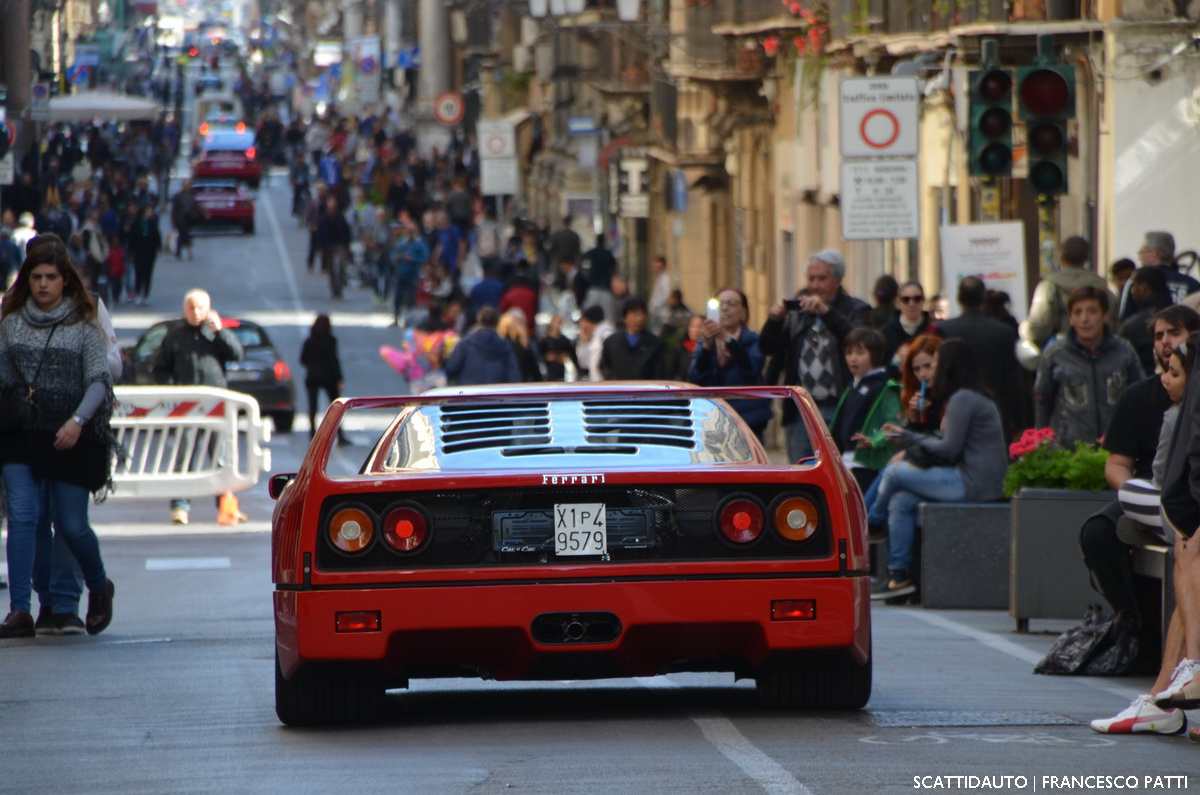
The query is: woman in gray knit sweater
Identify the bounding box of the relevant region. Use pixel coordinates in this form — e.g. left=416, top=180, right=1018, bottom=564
left=866, top=339, right=1008, bottom=600
left=0, top=234, right=117, bottom=638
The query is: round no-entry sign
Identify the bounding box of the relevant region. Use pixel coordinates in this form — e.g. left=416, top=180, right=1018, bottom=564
left=839, top=76, right=920, bottom=159
left=434, top=92, right=464, bottom=126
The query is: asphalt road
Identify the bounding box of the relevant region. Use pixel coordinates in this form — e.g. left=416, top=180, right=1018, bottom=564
left=1, top=160, right=1197, bottom=794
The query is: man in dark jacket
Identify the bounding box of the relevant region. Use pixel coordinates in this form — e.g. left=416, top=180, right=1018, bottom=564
left=759, top=248, right=871, bottom=462
left=599, top=297, right=665, bottom=380
left=152, top=288, right=244, bottom=524
left=444, top=307, right=521, bottom=386
left=1118, top=265, right=1173, bottom=374
left=316, top=197, right=352, bottom=298
left=937, top=276, right=1022, bottom=440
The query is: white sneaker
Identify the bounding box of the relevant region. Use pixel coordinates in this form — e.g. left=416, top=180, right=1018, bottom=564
left=1090, top=694, right=1186, bottom=735
left=1154, top=658, right=1200, bottom=710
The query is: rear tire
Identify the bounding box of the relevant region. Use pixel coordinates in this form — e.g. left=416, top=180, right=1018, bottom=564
left=275, top=651, right=385, bottom=726
left=755, top=647, right=872, bottom=710
left=272, top=412, right=294, bottom=433
left=244, top=221, right=255, bottom=235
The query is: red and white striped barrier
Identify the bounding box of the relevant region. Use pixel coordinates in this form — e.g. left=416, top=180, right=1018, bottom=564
left=110, top=386, right=271, bottom=500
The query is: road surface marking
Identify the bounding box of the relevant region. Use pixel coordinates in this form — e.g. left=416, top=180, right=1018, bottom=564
left=260, top=179, right=304, bottom=313
left=145, top=557, right=233, bottom=570
left=637, top=677, right=813, bottom=794
left=902, top=610, right=1143, bottom=701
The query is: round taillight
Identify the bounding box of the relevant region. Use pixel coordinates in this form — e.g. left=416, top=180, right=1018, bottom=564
left=717, top=497, right=765, bottom=544
left=329, top=507, right=374, bottom=553
left=773, top=496, right=819, bottom=542
left=382, top=506, right=429, bottom=553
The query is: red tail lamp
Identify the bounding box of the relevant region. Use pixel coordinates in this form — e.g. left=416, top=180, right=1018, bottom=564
left=771, top=600, right=816, bottom=621
left=246, top=146, right=257, bottom=160
left=717, top=497, right=765, bottom=544
left=273, top=360, right=291, bottom=381
left=773, top=496, right=819, bottom=542
left=335, top=611, right=381, bottom=632
left=382, top=506, right=430, bottom=552
left=329, top=507, right=374, bottom=553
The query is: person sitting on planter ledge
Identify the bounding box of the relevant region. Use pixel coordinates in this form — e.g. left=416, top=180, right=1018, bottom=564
left=1145, top=325, right=1200, bottom=743
left=865, top=339, right=1008, bottom=601
left=1034, top=285, right=1144, bottom=448
left=1087, top=306, right=1199, bottom=736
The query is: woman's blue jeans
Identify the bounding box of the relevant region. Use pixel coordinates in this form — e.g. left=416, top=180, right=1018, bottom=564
left=866, top=460, right=966, bottom=573
left=3, top=463, right=106, bottom=615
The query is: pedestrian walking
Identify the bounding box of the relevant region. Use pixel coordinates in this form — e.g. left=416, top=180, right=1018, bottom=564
left=444, top=307, right=521, bottom=386
left=0, top=234, right=117, bottom=638
left=128, top=205, right=162, bottom=306
left=300, top=315, right=350, bottom=444
left=169, top=179, right=200, bottom=260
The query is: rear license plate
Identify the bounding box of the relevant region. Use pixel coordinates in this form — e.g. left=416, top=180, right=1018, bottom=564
left=225, top=370, right=261, bottom=381
left=492, top=506, right=652, bottom=554
left=554, top=503, right=606, bottom=556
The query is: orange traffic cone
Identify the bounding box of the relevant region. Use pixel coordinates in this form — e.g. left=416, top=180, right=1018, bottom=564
left=217, top=492, right=240, bottom=526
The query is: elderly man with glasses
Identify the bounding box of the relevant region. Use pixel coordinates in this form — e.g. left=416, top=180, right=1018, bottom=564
left=759, top=249, right=871, bottom=462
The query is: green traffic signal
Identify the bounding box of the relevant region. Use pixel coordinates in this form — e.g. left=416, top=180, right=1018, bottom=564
left=969, top=67, right=1014, bottom=178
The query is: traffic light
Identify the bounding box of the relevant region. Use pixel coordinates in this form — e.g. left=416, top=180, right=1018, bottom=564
left=1017, top=35, right=1075, bottom=197
left=969, top=66, right=1013, bottom=178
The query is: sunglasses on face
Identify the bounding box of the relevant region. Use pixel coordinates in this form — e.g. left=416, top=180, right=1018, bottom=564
left=899, top=296, right=924, bottom=304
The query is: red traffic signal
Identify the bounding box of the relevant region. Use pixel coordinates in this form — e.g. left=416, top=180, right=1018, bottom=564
left=1019, top=68, right=1072, bottom=119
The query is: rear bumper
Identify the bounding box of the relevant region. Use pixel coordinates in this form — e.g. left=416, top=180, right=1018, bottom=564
left=192, top=164, right=261, bottom=181
left=197, top=207, right=253, bottom=224
left=275, top=575, right=871, bottom=681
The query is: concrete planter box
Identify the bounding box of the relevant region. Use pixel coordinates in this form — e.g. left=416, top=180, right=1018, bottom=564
left=1009, top=488, right=1116, bottom=631
left=919, top=501, right=1011, bottom=609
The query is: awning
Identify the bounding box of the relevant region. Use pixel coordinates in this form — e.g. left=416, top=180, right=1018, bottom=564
left=49, top=91, right=161, bottom=122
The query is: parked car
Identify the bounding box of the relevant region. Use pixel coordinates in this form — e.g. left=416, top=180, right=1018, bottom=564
left=269, top=383, right=872, bottom=725
left=122, top=318, right=295, bottom=432
left=192, top=129, right=261, bottom=188
left=191, top=179, right=255, bottom=234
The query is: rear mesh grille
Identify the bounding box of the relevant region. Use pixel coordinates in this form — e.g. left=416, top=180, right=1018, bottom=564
left=438, top=402, right=551, bottom=454
left=582, top=400, right=696, bottom=449
left=315, top=485, right=832, bottom=572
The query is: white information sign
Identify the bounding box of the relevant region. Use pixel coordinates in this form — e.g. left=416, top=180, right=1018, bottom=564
left=480, top=157, right=519, bottom=196
left=840, top=160, right=919, bottom=240
left=0, top=153, right=13, bottom=186
left=477, top=120, right=516, bottom=160
left=839, top=76, right=920, bottom=159
left=939, top=222, right=1029, bottom=322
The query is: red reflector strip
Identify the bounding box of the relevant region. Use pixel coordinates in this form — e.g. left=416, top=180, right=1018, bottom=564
left=335, top=611, right=381, bottom=633
left=771, top=600, right=816, bottom=621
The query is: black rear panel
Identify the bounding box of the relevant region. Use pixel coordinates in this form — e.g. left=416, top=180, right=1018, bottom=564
left=316, top=484, right=833, bottom=571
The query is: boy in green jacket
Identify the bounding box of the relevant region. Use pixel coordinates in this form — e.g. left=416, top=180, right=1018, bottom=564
left=829, top=328, right=903, bottom=491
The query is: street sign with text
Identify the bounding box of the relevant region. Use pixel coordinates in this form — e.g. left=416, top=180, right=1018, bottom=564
left=839, top=77, right=920, bottom=159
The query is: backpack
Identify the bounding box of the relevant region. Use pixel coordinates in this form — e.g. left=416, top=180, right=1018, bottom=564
left=1034, top=604, right=1139, bottom=676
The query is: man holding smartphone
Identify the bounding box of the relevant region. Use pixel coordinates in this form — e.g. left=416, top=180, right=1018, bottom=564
left=152, top=288, right=245, bottom=524
left=758, top=249, right=871, bottom=462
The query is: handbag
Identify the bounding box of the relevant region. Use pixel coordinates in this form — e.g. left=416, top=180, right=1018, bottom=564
left=0, top=323, right=60, bottom=433
left=904, top=436, right=956, bottom=469
left=1034, top=604, right=1139, bottom=676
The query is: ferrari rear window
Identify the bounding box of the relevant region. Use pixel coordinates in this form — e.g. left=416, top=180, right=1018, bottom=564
left=376, top=398, right=757, bottom=471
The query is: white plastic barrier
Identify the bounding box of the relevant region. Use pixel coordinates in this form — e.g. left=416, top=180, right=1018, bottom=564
left=110, top=386, right=272, bottom=499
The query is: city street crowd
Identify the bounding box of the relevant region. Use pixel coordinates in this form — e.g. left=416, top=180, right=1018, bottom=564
left=0, top=92, right=1199, bottom=746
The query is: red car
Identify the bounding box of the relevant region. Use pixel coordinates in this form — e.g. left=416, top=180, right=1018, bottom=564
left=270, top=384, right=871, bottom=725
left=192, top=130, right=262, bottom=188
left=191, top=180, right=255, bottom=234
